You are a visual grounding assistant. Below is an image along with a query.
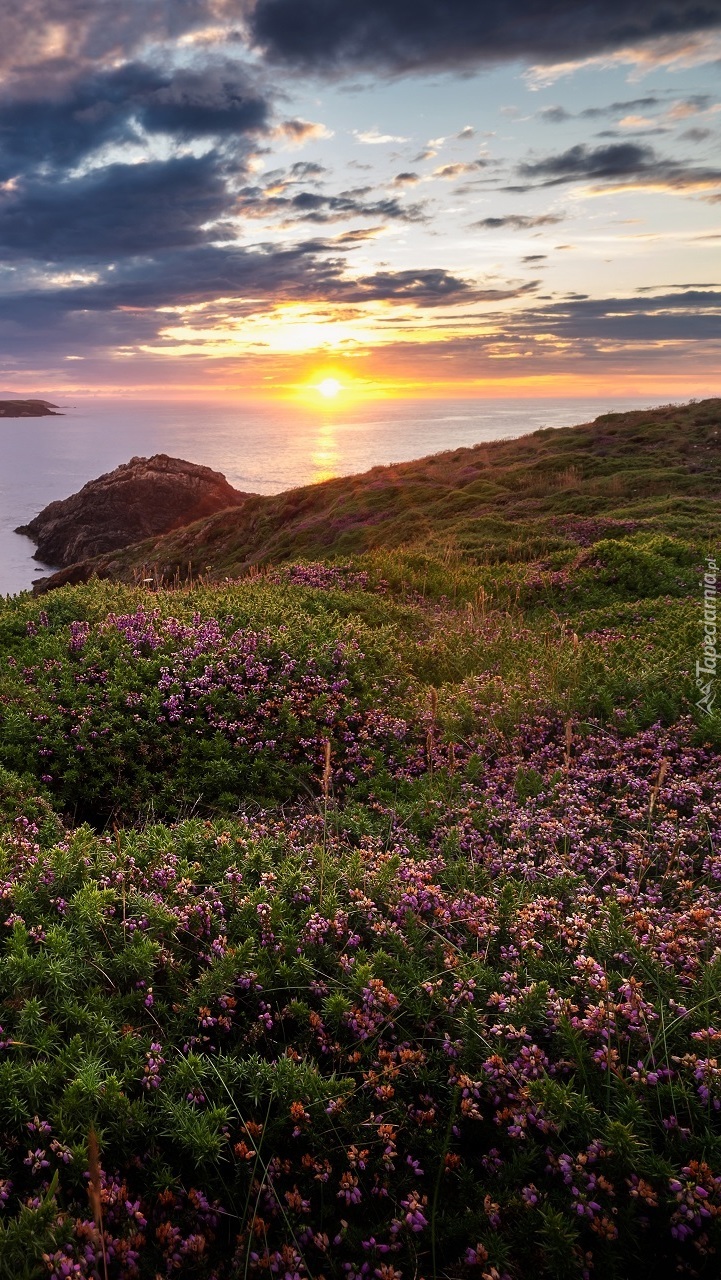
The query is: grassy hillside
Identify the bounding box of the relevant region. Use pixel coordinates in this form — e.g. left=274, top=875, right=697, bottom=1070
left=40, top=398, right=721, bottom=589
left=0, top=399, right=720, bottom=1279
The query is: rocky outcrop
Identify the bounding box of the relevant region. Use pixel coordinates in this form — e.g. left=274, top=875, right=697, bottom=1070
left=17, top=454, right=249, bottom=566
left=0, top=399, right=61, bottom=416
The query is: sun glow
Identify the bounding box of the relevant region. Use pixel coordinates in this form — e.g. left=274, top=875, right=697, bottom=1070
left=317, top=377, right=342, bottom=399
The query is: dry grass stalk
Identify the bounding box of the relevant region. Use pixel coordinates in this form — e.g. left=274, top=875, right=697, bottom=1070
left=564, top=719, right=573, bottom=771
left=87, top=1126, right=109, bottom=1280
left=422, top=727, right=435, bottom=773
left=113, top=824, right=126, bottom=937
left=649, top=758, right=670, bottom=816
left=322, top=739, right=332, bottom=801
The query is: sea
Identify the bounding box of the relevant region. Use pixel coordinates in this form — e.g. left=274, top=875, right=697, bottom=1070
left=0, top=394, right=665, bottom=597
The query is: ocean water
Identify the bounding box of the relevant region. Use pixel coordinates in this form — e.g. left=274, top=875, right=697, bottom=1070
left=0, top=394, right=660, bottom=597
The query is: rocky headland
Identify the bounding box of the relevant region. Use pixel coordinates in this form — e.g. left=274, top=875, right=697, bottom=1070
left=0, top=399, right=61, bottom=416
left=25, top=398, right=721, bottom=596
left=17, top=454, right=249, bottom=568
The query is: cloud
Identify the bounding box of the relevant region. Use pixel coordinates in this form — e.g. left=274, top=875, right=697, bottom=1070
left=287, top=160, right=327, bottom=179
left=0, top=60, right=270, bottom=180
left=358, top=287, right=721, bottom=381
left=515, top=141, right=721, bottom=193
left=528, top=289, right=721, bottom=342
left=234, top=183, right=428, bottom=224
left=679, top=126, right=714, bottom=141
left=126, top=63, right=269, bottom=139
left=329, top=268, right=477, bottom=305
left=457, top=125, right=476, bottom=139
left=249, top=0, right=721, bottom=75
left=524, top=29, right=721, bottom=87
left=276, top=117, right=334, bottom=144
left=0, top=0, right=206, bottom=74
left=0, top=245, right=350, bottom=351
left=637, top=280, right=721, bottom=289
left=0, top=154, right=231, bottom=259
left=520, top=141, right=654, bottom=179
left=538, top=93, right=715, bottom=128
left=341, top=269, right=537, bottom=305
left=433, top=161, right=486, bottom=179
left=354, top=128, right=409, bottom=144
left=0, top=248, right=530, bottom=362
left=538, top=106, right=573, bottom=123
left=472, top=214, right=565, bottom=229
left=617, top=113, right=657, bottom=128
left=538, top=96, right=662, bottom=124
left=666, top=95, right=714, bottom=119
left=392, top=172, right=421, bottom=185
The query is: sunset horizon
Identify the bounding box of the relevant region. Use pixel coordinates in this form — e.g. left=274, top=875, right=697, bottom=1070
left=0, top=0, right=719, bottom=403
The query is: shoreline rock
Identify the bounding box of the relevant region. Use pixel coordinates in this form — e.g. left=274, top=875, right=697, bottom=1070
left=17, top=453, right=250, bottom=567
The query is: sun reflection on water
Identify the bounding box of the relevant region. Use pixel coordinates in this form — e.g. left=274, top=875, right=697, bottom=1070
left=310, top=417, right=340, bottom=483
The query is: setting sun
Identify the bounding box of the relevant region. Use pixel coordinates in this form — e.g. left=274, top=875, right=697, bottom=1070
left=317, top=377, right=342, bottom=399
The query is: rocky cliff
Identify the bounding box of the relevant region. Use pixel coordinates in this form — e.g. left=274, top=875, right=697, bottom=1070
left=17, top=454, right=249, bottom=566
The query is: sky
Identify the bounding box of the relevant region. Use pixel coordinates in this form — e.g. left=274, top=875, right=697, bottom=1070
left=0, top=0, right=720, bottom=401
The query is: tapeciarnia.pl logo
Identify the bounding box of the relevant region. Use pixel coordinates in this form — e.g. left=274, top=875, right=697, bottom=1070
left=696, top=556, right=718, bottom=715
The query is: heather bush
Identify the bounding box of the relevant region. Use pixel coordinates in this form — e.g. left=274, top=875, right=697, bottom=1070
left=0, top=527, right=718, bottom=1278
left=0, top=601, right=405, bottom=820
left=0, top=572, right=706, bottom=824
left=1, top=714, right=721, bottom=1277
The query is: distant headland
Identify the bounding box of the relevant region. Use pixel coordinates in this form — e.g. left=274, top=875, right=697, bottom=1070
left=0, top=399, right=62, bottom=417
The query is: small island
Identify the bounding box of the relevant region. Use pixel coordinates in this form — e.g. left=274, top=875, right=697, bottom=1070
left=0, top=398, right=62, bottom=416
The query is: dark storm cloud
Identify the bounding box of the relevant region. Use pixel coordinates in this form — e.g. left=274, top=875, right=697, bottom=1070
left=0, top=155, right=231, bottom=258
left=248, top=0, right=721, bottom=74
left=134, top=65, right=269, bottom=138
left=0, top=61, right=269, bottom=180
left=513, top=142, right=721, bottom=191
